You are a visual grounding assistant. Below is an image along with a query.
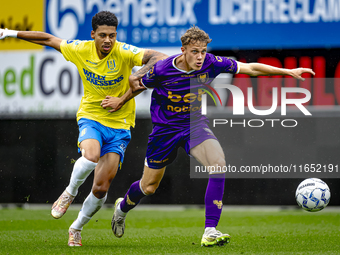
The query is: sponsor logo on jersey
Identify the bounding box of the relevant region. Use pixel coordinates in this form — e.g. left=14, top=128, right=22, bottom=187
left=107, top=60, right=116, bottom=71
left=165, top=81, right=178, bottom=85
left=166, top=89, right=204, bottom=113
left=227, top=58, right=236, bottom=72
left=197, top=72, right=209, bottom=83
left=86, top=60, right=98, bottom=65
left=129, top=46, right=141, bottom=54
left=83, top=69, right=123, bottom=87
left=122, top=44, right=130, bottom=50
left=122, top=43, right=141, bottom=53
left=215, top=56, right=223, bottom=62
left=146, top=67, right=155, bottom=79
left=66, top=40, right=81, bottom=45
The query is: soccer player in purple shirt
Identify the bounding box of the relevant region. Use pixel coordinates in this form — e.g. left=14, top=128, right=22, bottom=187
left=110, top=26, right=315, bottom=247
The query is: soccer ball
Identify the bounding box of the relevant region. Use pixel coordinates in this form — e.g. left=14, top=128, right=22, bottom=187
left=295, top=178, right=331, bottom=212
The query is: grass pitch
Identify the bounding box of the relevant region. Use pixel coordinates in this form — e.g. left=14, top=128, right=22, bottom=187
left=0, top=206, right=339, bottom=255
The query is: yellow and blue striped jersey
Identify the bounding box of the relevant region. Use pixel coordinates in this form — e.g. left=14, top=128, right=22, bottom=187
left=60, top=39, right=144, bottom=129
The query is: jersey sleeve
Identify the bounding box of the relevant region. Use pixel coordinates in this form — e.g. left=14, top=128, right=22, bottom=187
left=60, top=40, right=83, bottom=62
left=213, top=55, right=240, bottom=74
left=119, top=43, right=144, bottom=68
left=140, top=65, right=158, bottom=88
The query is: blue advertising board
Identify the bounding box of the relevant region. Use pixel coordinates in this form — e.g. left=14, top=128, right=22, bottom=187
left=45, top=0, right=340, bottom=50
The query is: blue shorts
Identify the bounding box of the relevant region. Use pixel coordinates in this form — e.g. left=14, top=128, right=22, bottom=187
left=145, top=122, right=217, bottom=169
left=77, top=118, right=131, bottom=165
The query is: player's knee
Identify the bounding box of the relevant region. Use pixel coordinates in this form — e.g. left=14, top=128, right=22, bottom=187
left=144, top=185, right=158, bottom=195
left=92, top=186, right=109, bottom=199
left=213, top=157, right=226, bottom=168
left=84, top=154, right=100, bottom=164
left=208, top=158, right=226, bottom=173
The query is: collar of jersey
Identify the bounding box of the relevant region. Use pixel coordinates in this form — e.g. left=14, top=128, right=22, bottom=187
left=172, top=55, right=195, bottom=74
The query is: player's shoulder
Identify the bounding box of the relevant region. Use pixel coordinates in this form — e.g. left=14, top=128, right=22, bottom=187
left=205, top=53, right=215, bottom=59
left=62, top=39, right=93, bottom=51
left=115, top=41, right=143, bottom=55
left=64, top=39, right=92, bottom=46
left=205, top=53, right=237, bottom=66
left=205, top=53, right=222, bottom=63
left=153, top=54, right=179, bottom=74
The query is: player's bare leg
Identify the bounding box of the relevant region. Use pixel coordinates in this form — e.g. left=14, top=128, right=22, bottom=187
left=190, top=139, right=230, bottom=246
left=140, top=165, right=166, bottom=195
left=190, top=139, right=225, bottom=168
left=69, top=152, right=120, bottom=246
left=51, top=139, right=100, bottom=219
left=112, top=165, right=166, bottom=237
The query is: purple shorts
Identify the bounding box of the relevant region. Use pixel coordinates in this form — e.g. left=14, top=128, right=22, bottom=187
left=145, top=122, right=217, bottom=169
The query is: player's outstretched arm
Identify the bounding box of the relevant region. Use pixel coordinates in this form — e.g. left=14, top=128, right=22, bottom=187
left=0, top=28, right=62, bottom=52
left=129, top=50, right=168, bottom=93
left=237, top=62, right=315, bottom=81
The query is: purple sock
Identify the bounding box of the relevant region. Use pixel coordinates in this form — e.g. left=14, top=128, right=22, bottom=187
left=205, top=173, right=225, bottom=228
left=120, top=180, right=146, bottom=213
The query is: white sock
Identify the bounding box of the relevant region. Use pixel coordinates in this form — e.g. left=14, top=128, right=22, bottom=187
left=204, top=227, right=216, bottom=235
left=116, top=203, right=127, bottom=217
left=66, top=156, right=97, bottom=196
left=70, top=192, right=107, bottom=230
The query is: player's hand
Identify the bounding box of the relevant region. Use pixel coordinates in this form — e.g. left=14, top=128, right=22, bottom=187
left=100, top=96, right=124, bottom=112
left=0, top=28, right=9, bottom=40
left=129, top=77, right=147, bottom=93
left=0, top=28, right=18, bottom=40
left=290, top=68, right=315, bottom=81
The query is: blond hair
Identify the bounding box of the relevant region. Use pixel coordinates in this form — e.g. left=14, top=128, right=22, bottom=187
left=180, top=26, right=212, bottom=46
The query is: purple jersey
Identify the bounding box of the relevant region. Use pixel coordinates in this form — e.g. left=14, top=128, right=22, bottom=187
left=141, top=53, right=239, bottom=126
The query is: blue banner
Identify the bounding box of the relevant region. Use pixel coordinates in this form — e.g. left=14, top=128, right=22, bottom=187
left=45, top=0, right=340, bottom=49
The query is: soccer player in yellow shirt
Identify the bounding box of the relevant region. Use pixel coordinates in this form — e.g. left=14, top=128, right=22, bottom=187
left=0, top=11, right=167, bottom=246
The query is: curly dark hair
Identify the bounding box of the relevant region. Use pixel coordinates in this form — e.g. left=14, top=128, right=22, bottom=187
left=92, top=11, right=119, bottom=31
left=181, top=26, right=212, bottom=46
